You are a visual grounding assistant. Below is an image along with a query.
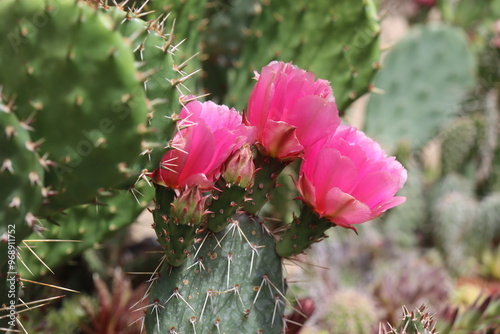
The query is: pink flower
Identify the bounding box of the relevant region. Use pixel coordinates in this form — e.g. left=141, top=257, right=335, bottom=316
left=149, top=101, right=256, bottom=189
left=246, top=61, right=340, bottom=160
left=297, top=125, right=407, bottom=230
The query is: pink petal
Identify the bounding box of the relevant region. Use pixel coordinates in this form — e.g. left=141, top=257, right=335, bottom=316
left=350, top=171, right=401, bottom=208
left=261, top=120, right=304, bottom=159
left=322, top=187, right=371, bottom=225
left=370, top=196, right=407, bottom=219
left=284, top=95, right=339, bottom=149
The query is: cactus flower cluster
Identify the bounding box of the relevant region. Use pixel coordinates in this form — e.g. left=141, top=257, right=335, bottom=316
left=148, top=60, right=407, bottom=263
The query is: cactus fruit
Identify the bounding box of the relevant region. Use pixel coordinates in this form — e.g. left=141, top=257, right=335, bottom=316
left=226, top=0, right=381, bottom=112
left=0, top=0, right=150, bottom=212
left=321, top=289, right=378, bottom=334
left=365, top=24, right=476, bottom=152
left=146, top=214, right=286, bottom=333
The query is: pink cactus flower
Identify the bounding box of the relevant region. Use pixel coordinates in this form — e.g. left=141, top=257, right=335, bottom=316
left=246, top=61, right=340, bottom=160
left=297, top=125, right=407, bottom=230
left=149, top=101, right=256, bottom=189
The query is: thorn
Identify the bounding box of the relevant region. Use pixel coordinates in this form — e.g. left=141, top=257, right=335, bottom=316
left=22, top=240, right=55, bottom=274
left=25, top=138, right=45, bottom=152
left=226, top=252, right=233, bottom=288
left=369, top=84, right=385, bottom=95
left=173, top=52, right=200, bottom=73
left=5, top=125, right=15, bottom=138
left=8, top=196, right=20, bottom=209
left=20, top=278, right=80, bottom=293
left=1, top=159, right=13, bottom=173
left=28, top=171, right=42, bottom=186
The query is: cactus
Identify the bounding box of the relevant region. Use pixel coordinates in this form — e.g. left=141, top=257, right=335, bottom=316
left=440, top=116, right=478, bottom=174
left=372, top=256, right=450, bottom=326
left=430, top=191, right=478, bottom=272
left=102, top=1, right=206, bottom=175
left=19, top=180, right=154, bottom=278
left=381, top=305, right=437, bottom=334
left=438, top=293, right=500, bottom=334
left=146, top=214, right=286, bottom=333
left=201, top=0, right=262, bottom=102
left=364, top=24, right=476, bottom=152
left=0, top=105, right=44, bottom=325
left=0, top=0, right=151, bottom=213
left=469, top=192, right=500, bottom=254
left=321, top=289, right=378, bottom=334
left=226, top=0, right=381, bottom=112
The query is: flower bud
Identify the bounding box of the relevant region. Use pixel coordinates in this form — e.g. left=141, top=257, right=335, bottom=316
left=170, top=187, right=208, bottom=226
left=222, top=144, right=255, bottom=188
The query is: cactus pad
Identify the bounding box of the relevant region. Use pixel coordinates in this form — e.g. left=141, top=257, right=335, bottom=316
left=146, top=214, right=286, bottom=333
left=226, top=0, right=381, bottom=112
left=0, top=0, right=149, bottom=212
left=364, top=24, right=476, bottom=152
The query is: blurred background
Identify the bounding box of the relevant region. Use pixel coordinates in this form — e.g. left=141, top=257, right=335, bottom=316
left=14, top=0, right=500, bottom=333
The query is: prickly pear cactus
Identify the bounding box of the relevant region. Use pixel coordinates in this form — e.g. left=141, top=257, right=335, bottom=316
left=365, top=24, right=476, bottom=152
left=102, top=1, right=206, bottom=174
left=322, top=289, right=378, bottom=334
left=0, top=0, right=149, bottom=212
left=146, top=215, right=286, bottom=333
left=0, top=106, right=44, bottom=324
left=19, top=181, right=154, bottom=278
left=226, top=0, right=381, bottom=112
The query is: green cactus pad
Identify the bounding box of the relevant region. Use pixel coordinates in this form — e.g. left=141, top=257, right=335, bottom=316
left=383, top=305, right=437, bottom=334
left=364, top=24, right=476, bottom=152
left=0, top=108, right=44, bottom=325
left=19, top=181, right=154, bottom=279
left=107, top=6, right=203, bottom=174
left=242, top=154, right=286, bottom=215
left=152, top=185, right=202, bottom=267
left=275, top=205, right=333, bottom=257
left=146, top=214, right=286, bottom=333
left=0, top=0, right=149, bottom=212
left=226, top=0, right=381, bottom=113
left=206, top=182, right=248, bottom=233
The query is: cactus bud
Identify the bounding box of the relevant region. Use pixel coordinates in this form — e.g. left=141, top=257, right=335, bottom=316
left=222, top=144, right=255, bottom=188
left=170, top=186, right=208, bottom=226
